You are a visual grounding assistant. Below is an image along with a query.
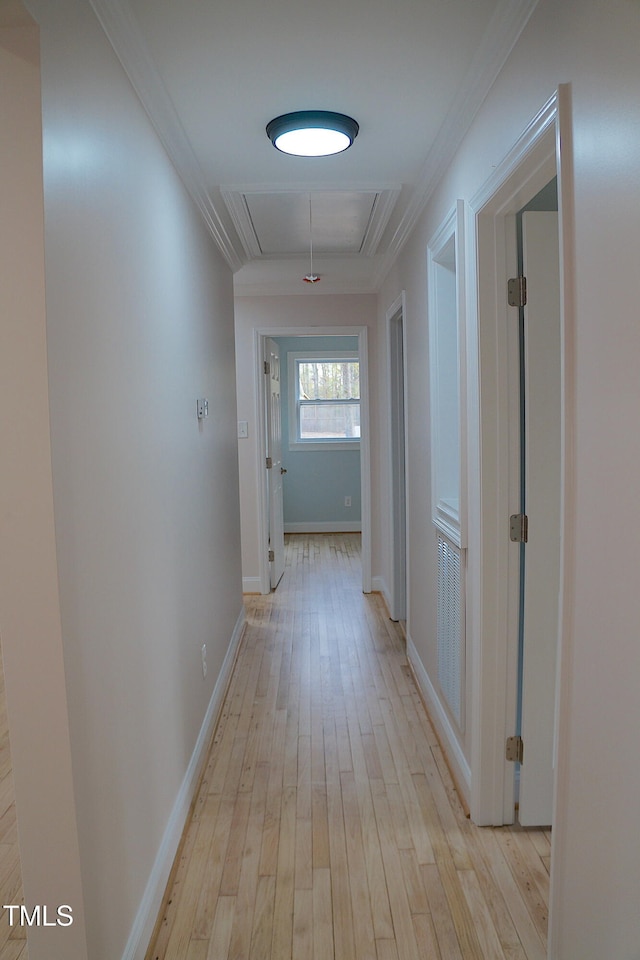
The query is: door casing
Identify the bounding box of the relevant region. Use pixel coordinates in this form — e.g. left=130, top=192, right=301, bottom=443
left=386, top=292, right=409, bottom=623
left=264, top=338, right=285, bottom=589
left=467, top=87, right=575, bottom=845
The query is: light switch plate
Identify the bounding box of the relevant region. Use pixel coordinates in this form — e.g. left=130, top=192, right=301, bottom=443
left=237, top=420, right=249, bottom=438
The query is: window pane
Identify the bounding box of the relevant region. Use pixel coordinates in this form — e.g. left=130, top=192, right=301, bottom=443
left=300, top=402, right=361, bottom=439
left=298, top=361, right=359, bottom=401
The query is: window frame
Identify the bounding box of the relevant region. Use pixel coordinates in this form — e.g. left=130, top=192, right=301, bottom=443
left=287, top=350, right=361, bottom=452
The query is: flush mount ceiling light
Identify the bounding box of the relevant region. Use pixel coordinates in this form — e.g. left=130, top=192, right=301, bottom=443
left=266, top=110, right=359, bottom=157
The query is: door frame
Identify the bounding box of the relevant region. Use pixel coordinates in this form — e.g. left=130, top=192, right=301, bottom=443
left=264, top=337, right=285, bottom=589
left=467, top=86, right=576, bottom=843
left=254, top=325, right=371, bottom=595
left=386, top=292, right=409, bottom=623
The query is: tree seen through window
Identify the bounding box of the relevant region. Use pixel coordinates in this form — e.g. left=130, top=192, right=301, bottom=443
left=297, top=359, right=360, bottom=440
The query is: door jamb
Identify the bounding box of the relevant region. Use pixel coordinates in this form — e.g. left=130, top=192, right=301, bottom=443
left=254, top=325, right=372, bottom=595
left=386, top=292, right=409, bottom=622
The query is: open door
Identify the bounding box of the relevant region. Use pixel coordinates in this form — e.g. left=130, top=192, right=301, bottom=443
left=265, top=338, right=285, bottom=589
left=518, top=211, right=561, bottom=826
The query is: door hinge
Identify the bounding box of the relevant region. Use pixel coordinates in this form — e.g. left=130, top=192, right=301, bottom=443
left=506, top=735, right=524, bottom=763
left=509, top=513, right=528, bottom=543
left=508, top=276, right=527, bottom=308
left=264, top=360, right=270, bottom=375
left=265, top=456, right=273, bottom=469
left=268, top=549, right=275, bottom=562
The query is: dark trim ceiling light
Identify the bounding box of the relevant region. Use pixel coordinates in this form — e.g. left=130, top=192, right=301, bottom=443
left=266, top=110, right=359, bottom=157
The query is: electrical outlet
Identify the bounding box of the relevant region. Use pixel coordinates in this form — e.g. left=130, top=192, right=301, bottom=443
left=344, top=496, right=352, bottom=507
left=201, top=643, right=207, bottom=678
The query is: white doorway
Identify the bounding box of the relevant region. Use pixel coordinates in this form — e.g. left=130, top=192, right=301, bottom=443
left=264, top=338, right=286, bottom=589
left=387, top=294, right=408, bottom=624
left=255, top=326, right=372, bottom=595
left=467, top=88, right=573, bottom=835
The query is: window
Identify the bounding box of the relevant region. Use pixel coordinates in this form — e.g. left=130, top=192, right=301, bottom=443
left=288, top=351, right=360, bottom=450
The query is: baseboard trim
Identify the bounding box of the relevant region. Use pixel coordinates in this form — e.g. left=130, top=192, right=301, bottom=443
left=242, top=576, right=263, bottom=594
left=406, top=634, right=471, bottom=810
left=284, top=521, right=362, bottom=533
left=122, top=607, right=246, bottom=960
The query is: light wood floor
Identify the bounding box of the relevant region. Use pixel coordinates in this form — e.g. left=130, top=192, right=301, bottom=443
left=0, top=647, right=27, bottom=960
left=147, top=533, right=550, bottom=960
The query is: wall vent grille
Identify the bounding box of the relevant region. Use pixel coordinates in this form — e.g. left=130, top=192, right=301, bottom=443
left=437, top=533, right=465, bottom=730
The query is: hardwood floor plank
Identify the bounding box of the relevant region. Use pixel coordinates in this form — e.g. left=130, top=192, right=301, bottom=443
left=204, top=897, right=235, bottom=960
left=398, top=847, right=429, bottom=916
left=226, top=761, right=269, bottom=959
left=371, top=786, right=422, bottom=960
left=259, top=709, right=287, bottom=878
left=495, top=829, right=549, bottom=943
left=295, top=815, right=313, bottom=891
left=191, top=794, right=235, bottom=940
left=376, top=939, right=400, bottom=960
left=292, top=888, right=313, bottom=960
left=420, top=863, right=464, bottom=960
left=219, top=792, right=252, bottom=897
left=341, top=772, right=377, bottom=960
left=311, top=783, right=330, bottom=870
left=270, top=784, right=296, bottom=958
left=248, top=875, right=276, bottom=960
left=326, top=773, right=356, bottom=960
left=353, top=776, right=395, bottom=941
left=458, top=868, right=509, bottom=959
left=312, top=867, right=334, bottom=960
left=184, top=942, right=208, bottom=960
left=411, top=911, right=443, bottom=960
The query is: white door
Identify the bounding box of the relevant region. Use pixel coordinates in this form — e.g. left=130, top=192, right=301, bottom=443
left=519, top=211, right=561, bottom=826
left=265, top=338, right=285, bottom=589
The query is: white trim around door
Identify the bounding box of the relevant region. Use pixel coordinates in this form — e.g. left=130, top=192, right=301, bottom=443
left=386, top=292, right=409, bottom=624
left=467, top=87, right=575, bottom=844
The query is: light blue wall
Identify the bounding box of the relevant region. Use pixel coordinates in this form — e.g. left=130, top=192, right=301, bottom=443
left=275, top=336, right=361, bottom=528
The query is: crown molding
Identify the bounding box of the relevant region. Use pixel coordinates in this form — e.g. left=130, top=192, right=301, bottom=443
left=220, top=189, right=262, bottom=260
left=375, top=0, right=540, bottom=288
left=88, top=0, right=245, bottom=271
left=360, top=187, right=401, bottom=257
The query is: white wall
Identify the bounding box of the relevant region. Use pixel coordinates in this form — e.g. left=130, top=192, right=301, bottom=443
left=0, top=15, right=87, bottom=958
left=14, top=1, right=244, bottom=957
left=234, top=294, right=379, bottom=591
left=378, top=0, right=640, bottom=955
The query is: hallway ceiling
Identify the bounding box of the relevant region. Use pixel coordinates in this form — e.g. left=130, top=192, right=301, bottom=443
left=90, top=0, right=538, bottom=294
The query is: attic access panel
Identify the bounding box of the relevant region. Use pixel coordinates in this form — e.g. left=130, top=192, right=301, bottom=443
left=222, top=186, right=400, bottom=260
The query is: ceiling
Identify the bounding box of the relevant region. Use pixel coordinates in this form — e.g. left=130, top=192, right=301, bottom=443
left=89, top=0, right=537, bottom=294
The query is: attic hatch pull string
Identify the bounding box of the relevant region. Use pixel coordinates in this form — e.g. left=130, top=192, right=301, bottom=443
left=304, top=193, right=320, bottom=283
